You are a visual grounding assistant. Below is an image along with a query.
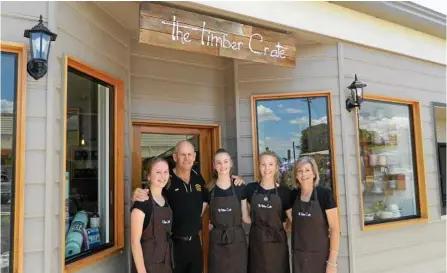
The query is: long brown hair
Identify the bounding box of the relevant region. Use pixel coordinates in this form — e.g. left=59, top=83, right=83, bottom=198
left=146, top=156, right=170, bottom=188
left=258, top=150, right=281, bottom=185
left=207, top=148, right=233, bottom=190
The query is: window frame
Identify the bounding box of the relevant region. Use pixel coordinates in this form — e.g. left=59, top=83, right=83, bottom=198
left=250, top=91, right=339, bottom=205
left=61, top=56, right=124, bottom=273
left=431, top=101, right=446, bottom=217
left=356, top=95, right=428, bottom=231
left=1, top=41, right=27, bottom=273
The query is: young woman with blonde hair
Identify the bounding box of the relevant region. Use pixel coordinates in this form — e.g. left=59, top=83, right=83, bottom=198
left=207, top=148, right=250, bottom=273
left=286, top=156, right=340, bottom=273
left=246, top=150, right=292, bottom=273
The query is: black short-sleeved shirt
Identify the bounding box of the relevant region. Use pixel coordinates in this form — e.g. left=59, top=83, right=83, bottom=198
left=131, top=199, right=169, bottom=231
left=245, top=182, right=293, bottom=222
left=164, top=169, right=209, bottom=237
left=208, top=184, right=247, bottom=203
left=290, top=187, right=337, bottom=225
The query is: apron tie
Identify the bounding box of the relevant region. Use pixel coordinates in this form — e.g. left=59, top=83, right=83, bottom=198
left=256, top=220, right=283, bottom=242
left=214, top=225, right=234, bottom=245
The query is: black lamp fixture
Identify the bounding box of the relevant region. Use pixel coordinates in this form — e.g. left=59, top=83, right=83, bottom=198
left=346, top=74, right=367, bottom=112
left=24, top=15, right=57, bottom=80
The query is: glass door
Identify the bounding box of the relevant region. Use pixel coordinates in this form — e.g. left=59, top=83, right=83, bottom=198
left=132, top=122, right=219, bottom=273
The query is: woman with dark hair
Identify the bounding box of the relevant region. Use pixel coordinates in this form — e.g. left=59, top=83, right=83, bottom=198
left=286, top=156, right=340, bottom=273
left=207, top=148, right=250, bottom=273
left=131, top=157, right=172, bottom=273
left=245, top=150, right=292, bottom=273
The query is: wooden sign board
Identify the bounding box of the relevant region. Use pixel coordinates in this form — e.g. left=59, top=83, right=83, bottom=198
left=139, top=2, right=297, bottom=68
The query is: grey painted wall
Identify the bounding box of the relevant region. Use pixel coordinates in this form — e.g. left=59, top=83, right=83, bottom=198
left=234, top=43, right=351, bottom=272
left=2, top=2, right=446, bottom=273
left=1, top=2, right=50, bottom=273
left=2, top=1, right=132, bottom=273
left=342, top=43, right=446, bottom=273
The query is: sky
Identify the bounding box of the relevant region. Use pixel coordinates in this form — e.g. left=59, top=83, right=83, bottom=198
left=255, top=96, right=329, bottom=161
left=413, top=0, right=447, bottom=15
left=1, top=52, right=17, bottom=114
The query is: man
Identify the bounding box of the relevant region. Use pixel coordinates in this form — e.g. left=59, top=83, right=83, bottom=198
left=133, top=140, right=244, bottom=273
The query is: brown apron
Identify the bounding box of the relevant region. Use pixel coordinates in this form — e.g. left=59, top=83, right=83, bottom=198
left=208, top=183, right=247, bottom=273
left=291, top=188, right=329, bottom=273
left=132, top=191, right=173, bottom=273
left=248, top=183, right=290, bottom=273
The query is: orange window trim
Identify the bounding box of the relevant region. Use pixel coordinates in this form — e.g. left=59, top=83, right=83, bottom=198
left=356, top=95, right=428, bottom=231
left=250, top=90, right=339, bottom=206
left=1, top=41, right=27, bottom=273
left=62, top=56, right=125, bottom=273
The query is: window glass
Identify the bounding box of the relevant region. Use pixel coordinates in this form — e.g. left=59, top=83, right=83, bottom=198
left=1, top=51, right=18, bottom=273
left=433, top=105, right=446, bottom=215
left=254, top=96, right=334, bottom=190
left=359, top=100, right=420, bottom=225
left=65, top=67, right=115, bottom=263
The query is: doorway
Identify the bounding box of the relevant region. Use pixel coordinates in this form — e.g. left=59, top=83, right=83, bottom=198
left=132, top=121, right=221, bottom=273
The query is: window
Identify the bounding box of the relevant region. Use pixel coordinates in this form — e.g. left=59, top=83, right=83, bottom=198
left=432, top=103, right=446, bottom=216
left=251, top=92, right=337, bottom=194
left=358, top=96, right=427, bottom=228
left=64, top=57, right=124, bottom=271
left=1, top=42, right=26, bottom=273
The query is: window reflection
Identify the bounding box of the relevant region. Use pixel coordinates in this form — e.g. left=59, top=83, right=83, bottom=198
left=65, top=68, right=115, bottom=263
left=254, top=96, right=333, bottom=190
left=1, top=52, right=18, bottom=273
left=359, top=100, right=420, bottom=225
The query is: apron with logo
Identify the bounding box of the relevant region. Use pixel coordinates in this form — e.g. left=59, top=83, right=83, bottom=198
left=291, top=188, right=329, bottom=273
left=208, top=183, right=247, bottom=273
left=248, top=183, right=290, bottom=273
left=132, top=191, right=173, bottom=273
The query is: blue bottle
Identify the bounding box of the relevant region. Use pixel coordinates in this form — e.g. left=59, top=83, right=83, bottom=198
left=65, top=211, right=88, bottom=258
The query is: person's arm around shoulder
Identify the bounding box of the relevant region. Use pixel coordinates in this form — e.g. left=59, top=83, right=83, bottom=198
left=285, top=188, right=298, bottom=224
left=132, top=187, right=149, bottom=202
left=237, top=185, right=251, bottom=224
left=196, top=173, right=210, bottom=216
left=130, top=202, right=148, bottom=273
left=323, top=188, right=340, bottom=273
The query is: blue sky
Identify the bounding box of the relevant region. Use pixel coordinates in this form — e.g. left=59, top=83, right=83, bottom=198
left=1, top=52, right=17, bottom=114
left=256, top=96, right=328, bottom=161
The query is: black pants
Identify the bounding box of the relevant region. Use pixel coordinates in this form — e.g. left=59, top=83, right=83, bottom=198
left=173, top=234, right=203, bottom=273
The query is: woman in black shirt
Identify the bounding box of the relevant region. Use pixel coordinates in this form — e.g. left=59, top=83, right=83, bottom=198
left=246, top=150, right=291, bottom=273
left=207, top=148, right=250, bottom=273
left=131, top=157, right=172, bottom=273
left=286, top=156, right=340, bottom=273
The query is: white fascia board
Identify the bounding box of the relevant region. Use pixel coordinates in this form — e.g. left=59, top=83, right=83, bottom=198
left=193, top=1, right=446, bottom=65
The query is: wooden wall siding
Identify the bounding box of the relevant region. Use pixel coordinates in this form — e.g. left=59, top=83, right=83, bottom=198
left=1, top=3, right=48, bottom=273
left=130, top=40, right=232, bottom=153
left=2, top=1, right=131, bottom=273
left=223, top=61, right=238, bottom=171
left=57, top=2, right=131, bottom=273
left=235, top=43, right=350, bottom=272
left=343, top=43, right=446, bottom=273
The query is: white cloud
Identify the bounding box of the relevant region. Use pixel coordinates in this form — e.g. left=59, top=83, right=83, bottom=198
left=278, top=104, right=284, bottom=108
left=289, top=116, right=328, bottom=126
left=257, top=105, right=281, bottom=123
left=285, top=108, right=303, bottom=114
left=312, top=116, right=328, bottom=125
left=290, top=132, right=302, bottom=140
left=1, top=99, right=14, bottom=113
left=289, top=116, right=308, bottom=125
left=265, top=136, right=273, bottom=140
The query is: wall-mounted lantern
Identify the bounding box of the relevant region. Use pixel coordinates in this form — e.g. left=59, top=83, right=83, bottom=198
left=346, top=74, right=367, bottom=112
left=24, top=15, right=57, bottom=80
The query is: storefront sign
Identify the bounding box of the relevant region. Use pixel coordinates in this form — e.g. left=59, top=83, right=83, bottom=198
left=139, top=3, right=297, bottom=68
